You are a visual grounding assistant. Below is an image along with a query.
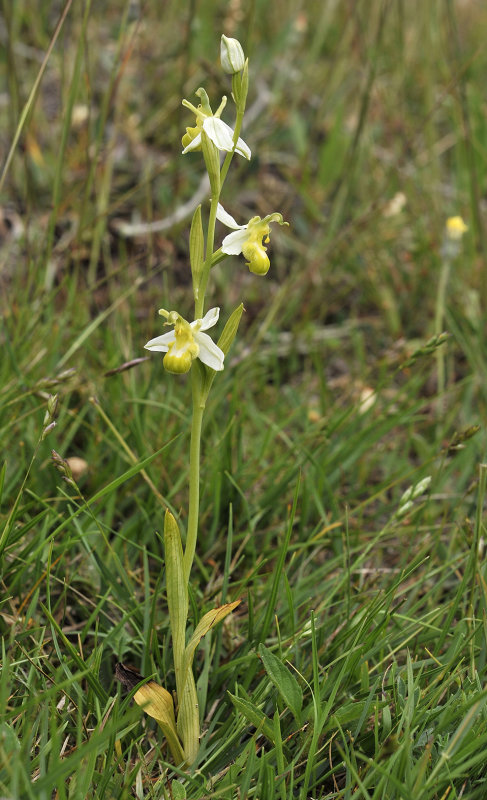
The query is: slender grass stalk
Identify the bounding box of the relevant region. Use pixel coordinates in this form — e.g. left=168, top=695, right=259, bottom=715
left=434, top=258, right=451, bottom=410
left=436, top=217, right=468, bottom=414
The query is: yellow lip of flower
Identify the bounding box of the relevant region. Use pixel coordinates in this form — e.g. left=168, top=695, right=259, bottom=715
left=144, top=307, right=225, bottom=374
left=241, top=241, right=270, bottom=275
left=163, top=319, right=199, bottom=374
left=446, top=216, right=468, bottom=240
left=216, top=203, right=288, bottom=275
left=181, top=88, right=250, bottom=159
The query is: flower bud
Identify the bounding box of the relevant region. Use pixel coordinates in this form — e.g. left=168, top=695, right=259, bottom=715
left=220, top=35, right=245, bottom=74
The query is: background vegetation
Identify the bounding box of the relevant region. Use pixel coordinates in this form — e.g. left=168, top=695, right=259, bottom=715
left=2, top=1, right=487, bottom=797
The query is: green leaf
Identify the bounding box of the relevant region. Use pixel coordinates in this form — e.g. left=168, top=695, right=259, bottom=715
left=171, top=780, right=187, bottom=799
left=0, top=461, right=6, bottom=504
left=190, top=205, right=204, bottom=299
left=164, top=511, right=188, bottom=678
left=180, top=600, right=240, bottom=698
left=258, top=644, right=303, bottom=722
left=164, top=511, right=200, bottom=763
left=228, top=692, right=275, bottom=744
left=202, top=303, right=244, bottom=397
left=217, top=303, right=244, bottom=356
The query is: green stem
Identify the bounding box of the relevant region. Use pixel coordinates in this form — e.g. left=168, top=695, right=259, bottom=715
left=195, top=194, right=219, bottom=318
left=183, top=367, right=205, bottom=584
left=220, top=104, right=245, bottom=188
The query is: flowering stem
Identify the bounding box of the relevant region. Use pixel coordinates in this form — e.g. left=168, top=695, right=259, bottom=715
left=185, top=86, right=246, bottom=580
left=185, top=188, right=220, bottom=583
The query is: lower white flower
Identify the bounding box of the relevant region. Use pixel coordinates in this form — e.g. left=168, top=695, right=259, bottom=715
left=144, top=307, right=224, bottom=374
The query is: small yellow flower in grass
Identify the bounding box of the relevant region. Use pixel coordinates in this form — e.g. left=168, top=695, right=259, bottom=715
left=182, top=88, right=251, bottom=159
left=216, top=203, right=288, bottom=276
left=446, top=216, right=468, bottom=240
left=144, top=307, right=224, bottom=374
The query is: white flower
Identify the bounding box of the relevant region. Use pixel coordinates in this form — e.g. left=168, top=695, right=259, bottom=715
left=181, top=89, right=250, bottom=160
left=144, top=307, right=224, bottom=374
left=216, top=203, right=288, bottom=275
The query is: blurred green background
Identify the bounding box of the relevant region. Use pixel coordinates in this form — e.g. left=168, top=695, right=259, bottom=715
left=2, top=2, right=487, bottom=797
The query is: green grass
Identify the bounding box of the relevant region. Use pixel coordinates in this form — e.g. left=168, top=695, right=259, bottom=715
left=2, top=0, right=487, bottom=797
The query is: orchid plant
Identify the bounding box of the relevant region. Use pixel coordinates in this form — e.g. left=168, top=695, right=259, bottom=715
left=116, top=35, right=288, bottom=767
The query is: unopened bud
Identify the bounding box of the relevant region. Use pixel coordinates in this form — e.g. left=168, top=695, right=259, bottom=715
left=220, top=35, right=245, bottom=74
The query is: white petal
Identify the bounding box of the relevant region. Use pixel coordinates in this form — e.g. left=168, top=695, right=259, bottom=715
left=221, top=228, right=249, bottom=255
left=144, top=331, right=175, bottom=352
left=182, top=132, right=202, bottom=154
left=216, top=203, right=243, bottom=230
left=235, top=136, right=251, bottom=160
left=203, top=118, right=251, bottom=159
left=203, top=117, right=235, bottom=151
left=195, top=332, right=225, bottom=370
left=196, top=307, right=220, bottom=331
